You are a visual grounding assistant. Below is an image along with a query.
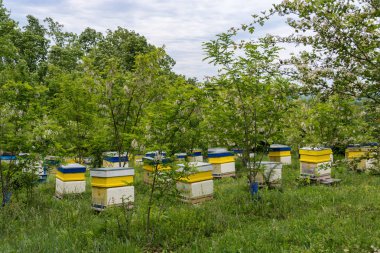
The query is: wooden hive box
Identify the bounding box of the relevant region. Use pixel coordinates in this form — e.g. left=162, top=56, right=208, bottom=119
left=176, top=162, right=213, bottom=203
left=299, top=148, right=332, bottom=178
left=102, top=152, right=129, bottom=168
left=251, top=161, right=282, bottom=187
left=269, top=144, right=292, bottom=165
left=142, top=157, right=172, bottom=184
left=90, top=167, right=134, bottom=210
left=55, top=163, right=86, bottom=197
left=345, top=144, right=378, bottom=170
left=208, top=151, right=236, bottom=178
left=187, top=149, right=203, bottom=162
left=175, top=153, right=187, bottom=161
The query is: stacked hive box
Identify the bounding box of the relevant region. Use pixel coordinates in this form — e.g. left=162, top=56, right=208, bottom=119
left=176, top=162, right=213, bottom=204
left=103, top=152, right=129, bottom=167
left=90, top=167, right=134, bottom=210
left=33, top=161, right=47, bottom=182
left=208, top=151, right=236, bottom=178
left=253, top=161, right=282, bottom=187
left=188, top=149, right=203, bottom=162
left=55, top=163, right=86, bottom=197
left=175, top=153, right=187, bottom=161
left=345, top=144, right=377, bottom=170
left=142, top=157, right=172, bottom=184
left=269, top=144, right=292, bottom=165
left=299, top=148, right=332, bottom=178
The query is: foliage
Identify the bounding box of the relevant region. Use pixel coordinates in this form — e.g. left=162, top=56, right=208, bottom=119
left=203, top=27, right=297, bottom=183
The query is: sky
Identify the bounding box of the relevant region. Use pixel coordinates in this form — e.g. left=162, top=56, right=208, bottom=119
left=3, top=0, right=293, bottom=80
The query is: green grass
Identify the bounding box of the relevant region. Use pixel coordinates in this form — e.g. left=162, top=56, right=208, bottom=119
left=1, top=159, right=380, bottom=252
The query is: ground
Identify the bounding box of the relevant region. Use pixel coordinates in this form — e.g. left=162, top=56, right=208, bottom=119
left=1, top=157, right=380, bottom=252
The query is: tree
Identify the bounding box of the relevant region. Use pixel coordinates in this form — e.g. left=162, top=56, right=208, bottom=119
left=0, top=81, right=43, bottom=205
left=204, top=30, right=297, bottom=186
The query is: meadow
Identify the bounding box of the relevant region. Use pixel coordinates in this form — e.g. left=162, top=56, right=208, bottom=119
left=1, top=156, right=380, bottom=253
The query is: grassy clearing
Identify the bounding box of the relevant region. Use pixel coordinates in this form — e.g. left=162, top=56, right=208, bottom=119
left=1, top=158, right=380, bottom=252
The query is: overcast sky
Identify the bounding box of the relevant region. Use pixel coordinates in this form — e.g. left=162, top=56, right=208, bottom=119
left=3, top=0, right=292, bottom=80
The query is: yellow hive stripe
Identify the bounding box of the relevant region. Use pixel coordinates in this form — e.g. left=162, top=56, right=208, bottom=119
left=179, top=171, right=213, bottom=183
left=300, top=154, right=331, bottom=163
left=299, top=149, right=332, bottom=156
left=91, top=176, right=134, bottom=188
left=208, top=156, right=235, bottom=164
left=346, top=151, right=367, bottom=159
left=269, top=151, right=291, bottom=157
left=56, top=171, right=85, bottom=181
left=143, top=164, right=172, bottom=172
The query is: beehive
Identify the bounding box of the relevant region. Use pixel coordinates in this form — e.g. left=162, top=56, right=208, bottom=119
left=35, top=162, right=47, bottom=182
left=175, top=153, right=187, bottom=161
left=345, top=144, right=377, bottom=170
left=299, top=148, right=332, bottom=178
left=145, top=151, right=167, bottom=158
left=188, top=149, right=203, bottom=162
left=142, top=157, right=172, bottom=184
left=103, top=152, right=129, bottom=168
left=90, top=167, right=134, bottom=210
left=269, top=144, right=292, bottom=165
left=0, top=155, right=16, bottom=163
left=55, top=163, right=86, bottom=197
left=134, top=154, right=143, bottom=165
left=176, top=162, right=213, bottom=203
left=252, top=161, right=282, bottom=187
left=232, top=148, right=243, bottom=157
left=208, top=151, right=235, bottom=178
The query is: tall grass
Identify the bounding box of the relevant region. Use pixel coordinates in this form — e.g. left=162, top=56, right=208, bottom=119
left=1, top=157, right=380, bottom=252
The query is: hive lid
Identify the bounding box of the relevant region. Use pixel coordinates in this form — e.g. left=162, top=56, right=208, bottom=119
left=60, top=163, right=86, bottom=169
left=208, top=147, right=228, bottom=153
left=90, top=167, right=134, bottom=177
left=175, top=153, right=187, bottom=158
left=58, top=163, right=86, bottom=173
left=143, top=156, right=172, bottom=165
left=269, top=144, right=291, bottom=151
left=145, top=151, right=167, bottom=158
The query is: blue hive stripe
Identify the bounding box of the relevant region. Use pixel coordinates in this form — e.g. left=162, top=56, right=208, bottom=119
left=232, top=149, right=243, bottom=154
left=207, top=151, right=234, bottom=158
left=57, top=166, right=86, bottom=173
left=188, top=152, right=202, bottom=156
left=104, top=156, right=129, bottom=162
left=143, top=157, right=171, bottom=165
left=269, top=147, right=291, bottom=152
left=0, top=156, right=17, bottom=160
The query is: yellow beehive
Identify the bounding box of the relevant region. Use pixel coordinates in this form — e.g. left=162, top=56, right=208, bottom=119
left=299, top=148, right=332, bottom=178
left=187, top=149, right=203, bottom=162
left=208, top=151, right=236, bottom=178
left=269, top=144, right=292, bottom=165
left=90, top=167, right=134, bottom=210
left=345, top=145, right=377, bottom=170
left=142, top=157, right=172, bottom=184
left=55, top=163, right=86, bottom=197
left=176, top=162, right=213, bottom=203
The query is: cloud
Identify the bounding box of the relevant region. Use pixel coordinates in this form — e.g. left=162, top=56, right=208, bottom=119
left=4, top=0, right=290, bottom=80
